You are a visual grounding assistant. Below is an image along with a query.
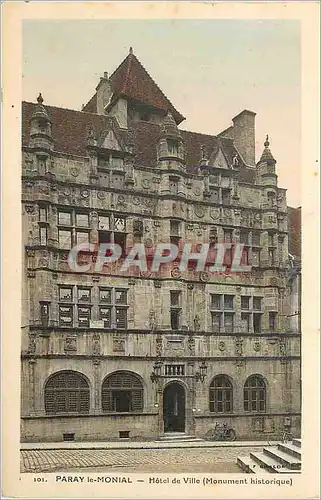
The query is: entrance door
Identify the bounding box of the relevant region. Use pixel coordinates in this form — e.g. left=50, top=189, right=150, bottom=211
left=163, top=383, right=185, bottom=432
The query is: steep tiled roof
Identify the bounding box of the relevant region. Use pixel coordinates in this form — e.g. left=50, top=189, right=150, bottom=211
left=22, top=101, right=255, bottom=183
left=288, top=207, right=301, bottom=260
left=83, top=52, right=185, bottom=125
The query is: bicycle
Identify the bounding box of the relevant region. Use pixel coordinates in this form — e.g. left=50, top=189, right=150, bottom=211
left=281, top=429, right=293, bottom=443
left=205, top=422, right=236, bottom=441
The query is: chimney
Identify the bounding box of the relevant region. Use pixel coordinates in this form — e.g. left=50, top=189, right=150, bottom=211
left=96, top=72, right=112, bottom=114
left=232, top=110, right=256, bottom=166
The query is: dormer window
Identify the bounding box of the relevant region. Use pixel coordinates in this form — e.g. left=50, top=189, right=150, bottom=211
left=141, top=112, right=151, bottom=122
left=167, top=139, right=179, bottom=156
left=98, top=154, right=110, bottom=168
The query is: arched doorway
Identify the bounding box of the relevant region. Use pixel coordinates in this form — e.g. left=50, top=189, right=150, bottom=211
left=163, top=382, right=185, bottom=433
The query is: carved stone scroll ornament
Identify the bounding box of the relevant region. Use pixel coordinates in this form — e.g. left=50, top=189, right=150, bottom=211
left=235, top=338, right=243, bottom=356
left=156, top=335, right=162, bottom=357
left=193, top=315, right=200, bottom=332
left=92, top=334, right=101, bottom=355
left=64, top=336, right=77, bottom=352
left=28, top=335, right=37, bottom=354
left=149, top=310, right=157, bottom=330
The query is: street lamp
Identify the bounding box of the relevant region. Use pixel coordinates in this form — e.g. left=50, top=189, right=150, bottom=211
left=195, top=361, right=208, bottom=382
left=150, top=361, right=163, bottom=382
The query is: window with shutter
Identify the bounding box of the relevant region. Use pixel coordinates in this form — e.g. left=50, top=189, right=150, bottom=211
left=102, top=372, right=143, bottom=413
left=44, top=371, right=90, bottom=415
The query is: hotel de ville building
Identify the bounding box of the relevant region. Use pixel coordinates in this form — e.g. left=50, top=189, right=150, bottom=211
left=21, top=48, right=301, bottom=442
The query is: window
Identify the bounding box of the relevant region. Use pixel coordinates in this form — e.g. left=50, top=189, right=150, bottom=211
left=37, top=157, right=47, bottom=174
left=59, top=287, right=73, bottom=302
left=167, top=139, right=179, bottom=156
left=78, top=306, right=90, bottom=328
left=240, top=231, right=249, bottom=245
left=78, top=288, right=91, bottom=302
left=99, top=288, right=128, bottom=329
left=170, top=291, right=181, bottom=307
left=224, top=313, right=234, bottom=333
left=253, top=313, right=262, bottom=333
left=253, top=297, right=262, bottom=311
left=40, top=226, right=47, bottom=246
left=100, top=307, right=112, bottom=328
left=210, top=294, right=234, bottom=333
left=76, top=231, right=89, bottom=245
left=170, top=290, right=181, bottom=329
left=211, top=294, right=221, bottom=310
left=102, top=372, right=143, bottom=412
left=241, top=312, right=250, bottom=333
left=223, top=230, right=233, bottom=265
left=169, top=177, right=179, bottom=195
left=224, top=295, right=234, bottom=310
left=252, top=232, right=261, bottom=247
left=141, top=112, right=151, bottom=122
left=222, top=189, right=231, bottom=205
left=171, top=310, right=180, bottom=330
left=244, top=376, right=266, bottom=412
left=211, top=312, right=222, bottom=333
left=99, top=288, right=112, bottom=303
left=209, top=376, right=233, bottom=413
left=170, top=220, right=181, bottom=237
left=58, top=230, right=72, bottom=249
left=38, top=205, right=48, bottom=246
left=269, top=312, right=277, bottom=332
left=115, top=289, right=127, bottom=304
left=39, top=206, right=47, bottom=223
left=252, top=248, right=261, bottom=267
left=268, top=232, right=275, bottom=247
left=45, top=371, right=90, bottom=415
left=58, top=286, right=92, bottom=328
left=98, top=154, right=110, bottom=168
left=76, top=214, right=89, bottom=228
left=40, top=301, right=50, bottom=327
left=269, top=249, right=276, bottom=266
left=116, top=308, right=127, bottom=329
left=98, top=216, right=127, bottom=256
left=165, top=365, right=185, bottom=376
left=58, top=211, right=72, bottom=226
left=59, top=306, right=73, bottom=326
left=267, top=191, right=275, bottom=208
left=223, top=229, right=232, bottom=243
left=241, top=296, right=250, bottom=310
left=58, top=210, right=90, bottom=249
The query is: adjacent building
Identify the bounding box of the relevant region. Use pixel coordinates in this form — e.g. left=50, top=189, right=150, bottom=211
left=21, top=48, right=301, bottom=442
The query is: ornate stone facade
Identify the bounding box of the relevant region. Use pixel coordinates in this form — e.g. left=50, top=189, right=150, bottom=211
left=20, top=50, right=301, bottom=442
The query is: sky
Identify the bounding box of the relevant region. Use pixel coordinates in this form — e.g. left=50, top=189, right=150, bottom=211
left=22, top=19, right=301, bottom=207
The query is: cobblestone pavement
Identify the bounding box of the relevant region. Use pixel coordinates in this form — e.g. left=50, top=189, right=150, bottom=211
left=21, top=446, right=262, bottom=473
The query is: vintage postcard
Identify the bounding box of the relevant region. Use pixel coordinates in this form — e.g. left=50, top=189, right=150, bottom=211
left=2, top=1, right=320, bottom=498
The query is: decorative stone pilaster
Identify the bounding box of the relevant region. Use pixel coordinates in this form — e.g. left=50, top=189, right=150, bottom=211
left=28, top=359, right=36, bottom=414
left=93, top=359, right=101, bottom=413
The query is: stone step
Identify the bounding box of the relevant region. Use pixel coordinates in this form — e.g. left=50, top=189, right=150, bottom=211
left=250, top=452, right=294, bottom=473
left=263, top=446, right=301, bottom=470
left=292, top=438, right=302, bottom=448
left=278, top=442, right=301, bottom=460
left=159, top=435, right=202, bottom=442
left=237, top=456, right=270, bottom=474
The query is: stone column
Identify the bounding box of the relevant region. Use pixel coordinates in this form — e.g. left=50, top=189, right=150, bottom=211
left=93, top=359, right=101, bottom=413
left=28, top=359, right=36, bottom=415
